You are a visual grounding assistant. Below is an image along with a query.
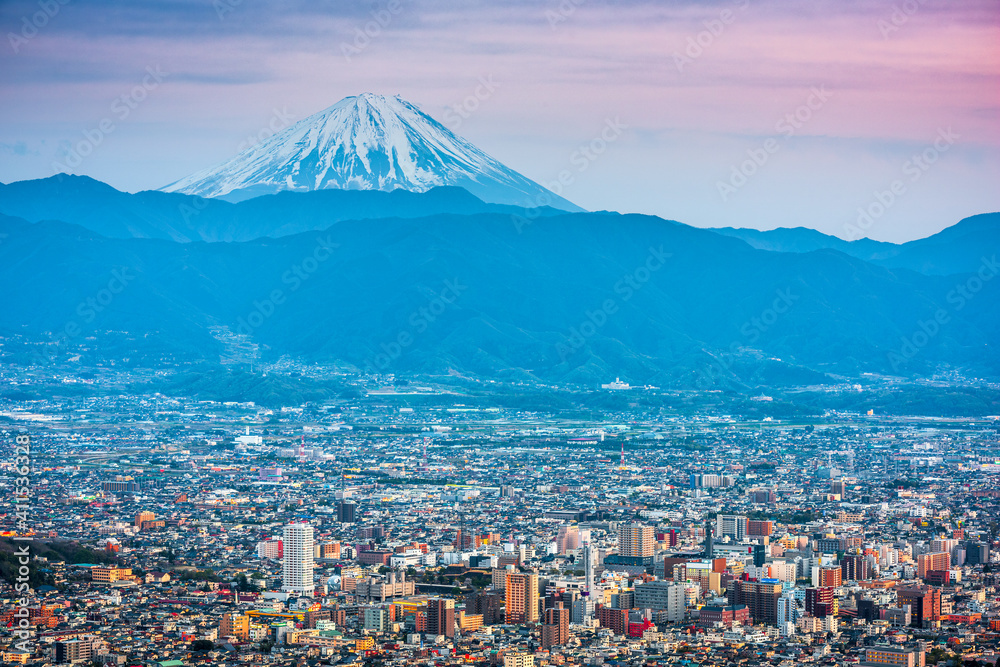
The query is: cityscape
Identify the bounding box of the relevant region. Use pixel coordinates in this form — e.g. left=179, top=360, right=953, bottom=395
left=1, top=0, right=998, bottom=666
left=0, top=370, right=998, bottom=666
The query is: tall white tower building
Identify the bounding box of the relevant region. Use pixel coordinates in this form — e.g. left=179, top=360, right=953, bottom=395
left=583, top=542, right=596, bottom=594
left=282, top=521, right=315, bottom=597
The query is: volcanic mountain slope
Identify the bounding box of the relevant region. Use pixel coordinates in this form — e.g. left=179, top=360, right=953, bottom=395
left=160, top=93, right=581, bottom=211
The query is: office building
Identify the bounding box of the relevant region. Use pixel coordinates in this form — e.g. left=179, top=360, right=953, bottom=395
left=965, top=542, right=989, bottom=565
left=282, top=521, right=315, bottom=597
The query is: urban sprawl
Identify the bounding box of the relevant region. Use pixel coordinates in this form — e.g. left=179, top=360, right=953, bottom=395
left=1, top=382, right=999, bottom=667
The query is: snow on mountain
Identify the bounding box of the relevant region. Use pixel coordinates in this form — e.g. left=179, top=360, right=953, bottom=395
left=161, top=93, right=582, bottom=211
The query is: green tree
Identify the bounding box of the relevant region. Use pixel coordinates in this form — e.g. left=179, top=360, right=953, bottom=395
left=191, top=639, right=214, bottom=652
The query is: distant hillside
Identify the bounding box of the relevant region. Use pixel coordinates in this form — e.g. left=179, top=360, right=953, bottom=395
left=0, top=175, right=565, bottom=243
left=712, top=213, right=1000, bottom=276
left=1, top=208, right=997, bottom=386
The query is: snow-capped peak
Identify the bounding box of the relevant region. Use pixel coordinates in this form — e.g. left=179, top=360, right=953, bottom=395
left=161, top=93, right=581, bottom=211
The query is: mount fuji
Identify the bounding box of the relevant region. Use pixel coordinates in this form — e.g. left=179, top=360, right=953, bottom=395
left=161, top=93, right=582, bottom=211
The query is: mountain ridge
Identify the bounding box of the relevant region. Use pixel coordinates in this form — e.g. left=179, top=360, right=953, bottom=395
left=160, top=93, right=582, bottom=211
left=1, top=207, right=996, bottom=385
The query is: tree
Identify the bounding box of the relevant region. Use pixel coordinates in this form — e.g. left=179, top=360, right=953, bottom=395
left=191, top=639, right=214, bottom=652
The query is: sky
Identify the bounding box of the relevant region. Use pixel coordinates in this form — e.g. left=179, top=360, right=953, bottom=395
left=0, top=0, right=998, bottom=242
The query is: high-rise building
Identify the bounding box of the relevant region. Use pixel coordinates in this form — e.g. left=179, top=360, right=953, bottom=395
left=282, top=521, right=315, bottom=597
left=505, top=572, right=539, bottom=624
left=896, top=586, right=941, bottom=629
left=690, top=474, right=735, bottom=488
left=805, top=587, right=835, bottom=617
left=717, top=515, right=748, bottom=541
left=134, top=511, right=155, bottom=528
left=336, top=501, right=357, bottom=523
left=965, top=541, right=989, bottom=565
left=597, top=606, right=629, bottom=635
left=633, top=580, right=685, bottom=622
left=841, top=554, right=871, bottom=581
left=427, top=598, right=455, bottom=637
left=728, top=579, right=782, bottom=624
left=618, top=523, right=655, bottom=558
left=469, top=591, right=504, bottom=625
left=777, top=591, right=800, bottom=624
left=583, top=542, right=596, bottom=595
left=556, top=525, right=580, bottom=553
left=747, top=520, right=774, bottom=538
left=541, top=602, right=570, bottom=648
left=917, top=552, right=951, bottom=580
left=816, top=565, right=842, bottom=588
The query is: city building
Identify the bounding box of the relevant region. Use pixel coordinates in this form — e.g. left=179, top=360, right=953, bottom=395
left=896, top=586, right=941, bottom=629
left=427, top=598, right=455, bottom=637
left=282, top=521, right=315, bottom=597
left=541, top=602, right=570, bottom=648
left=618, top=522, right=655, bottom=558
left=505, top=572, right=539, bottom=624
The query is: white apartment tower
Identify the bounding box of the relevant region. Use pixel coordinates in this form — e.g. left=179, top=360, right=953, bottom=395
left=282, top=521, right=315, bottom=597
